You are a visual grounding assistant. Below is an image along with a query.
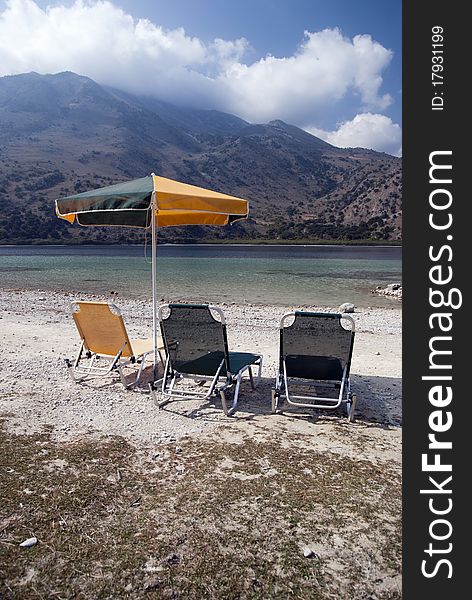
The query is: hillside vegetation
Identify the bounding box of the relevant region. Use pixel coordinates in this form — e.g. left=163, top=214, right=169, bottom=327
left=0, top=72, right=402, bottom=244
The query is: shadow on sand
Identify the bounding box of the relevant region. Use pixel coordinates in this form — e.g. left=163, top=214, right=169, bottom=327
left=133, top=364, right=402, bottom=430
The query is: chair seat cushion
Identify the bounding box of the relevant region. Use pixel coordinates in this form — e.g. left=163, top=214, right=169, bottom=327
left=175, top=351, right=225, bottom=376
left=175, top=351, right=260, bottom=376
left=228, top=352, right=260, bottom=374
left=285, top=355, right=344, bottom=381
left=130, top=337, right=161, bottom=357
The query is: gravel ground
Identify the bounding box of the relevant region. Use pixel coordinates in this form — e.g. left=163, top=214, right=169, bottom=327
left=0, top=288, right=401, bottom=448
left=0, top=287, right=402, bottom=598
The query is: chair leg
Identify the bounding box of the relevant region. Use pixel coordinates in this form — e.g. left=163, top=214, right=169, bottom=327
left=249, top=357, right=263, bottom=389
left=124, top=353, right=149, bottom=390
left=347, top=394, right=357, bottom=422
left=230, top=358, right=262, bottom=414
left=220, top=389, right=229, bottom=415
left=150, top=382, right=170, bottom=408
left=156, top=371, right=180, bottom=409
left=248, top=367, right=255, bottom=390
left=118, top=365, right=128, bottom=388
left=65, top=342, right=87, bottom=383
left=227, top=372, right=245, bottom=417
left=272, top=370, right=282, bottom=414
left=65, top=358, right=79, bottom=383
left=149, top=382, right=164, bottom=408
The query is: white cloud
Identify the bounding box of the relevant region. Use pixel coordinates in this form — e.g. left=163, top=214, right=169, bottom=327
left=0, top=1, right=397, bottom=137
left=307, top=113, right=402, bottom=156
left=220, top=29, right=392, bottom=123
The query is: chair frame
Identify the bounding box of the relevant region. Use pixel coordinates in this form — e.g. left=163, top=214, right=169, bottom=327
left=272, top=311, right=357, bottom=421
left=66, top=301, right=160, bottom=389
left=150, top=304, right=262, bottom=416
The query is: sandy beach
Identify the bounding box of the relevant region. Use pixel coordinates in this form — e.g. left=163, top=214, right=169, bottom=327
left=0, top=288, right=402, bottom=598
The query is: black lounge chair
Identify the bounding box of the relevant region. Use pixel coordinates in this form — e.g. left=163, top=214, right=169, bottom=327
left=150, top=303, right=263, bottom=416
left=272, top=311, right=357, bottom=420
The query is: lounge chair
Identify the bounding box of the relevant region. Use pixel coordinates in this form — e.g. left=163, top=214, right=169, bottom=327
left=150, top=303, right=263, bottom=416
left=272, top=311, right=357, bottom=421
left=66, top=301, right=162, bottom=388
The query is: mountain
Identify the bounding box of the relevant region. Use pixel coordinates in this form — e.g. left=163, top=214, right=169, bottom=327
left=0, top=72, right=402, bottom=244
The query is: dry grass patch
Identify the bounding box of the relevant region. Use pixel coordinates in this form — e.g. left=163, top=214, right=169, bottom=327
left=0, top=422, right=401, bottom=599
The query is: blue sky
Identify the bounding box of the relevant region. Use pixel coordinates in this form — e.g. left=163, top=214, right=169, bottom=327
left=0, top=0, right=402, bottom=154
left=113, top=0, right=402, bottom=124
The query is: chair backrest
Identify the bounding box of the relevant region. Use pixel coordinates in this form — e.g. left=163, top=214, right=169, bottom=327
left=159, top=304, right=230, bottom=375
left=71, top=301, right=133, bottom=358
left=280, top=311, right=355, bottom=374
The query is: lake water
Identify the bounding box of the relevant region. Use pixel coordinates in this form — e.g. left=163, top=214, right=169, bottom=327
left=0, top=244, right=402, bottom=307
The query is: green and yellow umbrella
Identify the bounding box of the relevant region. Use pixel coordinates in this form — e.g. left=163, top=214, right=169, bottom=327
left=56, top=173, right=248, bottom=227
left=56, top=173, right=249, bottom=376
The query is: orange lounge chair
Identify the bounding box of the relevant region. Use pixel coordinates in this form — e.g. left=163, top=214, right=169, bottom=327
left=66, top=301, right=163, bottom=388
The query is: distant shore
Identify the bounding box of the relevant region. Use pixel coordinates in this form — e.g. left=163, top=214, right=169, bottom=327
left=0, top=238, right=402, bottom=247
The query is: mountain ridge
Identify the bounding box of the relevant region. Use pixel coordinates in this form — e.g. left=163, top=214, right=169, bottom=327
left=0, top=71, right=402, bottom=244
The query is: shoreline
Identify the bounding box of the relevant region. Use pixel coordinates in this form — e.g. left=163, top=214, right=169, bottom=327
left=0, top=285, right=402, bottom=311
left=0, top=240, right=403, bottom=248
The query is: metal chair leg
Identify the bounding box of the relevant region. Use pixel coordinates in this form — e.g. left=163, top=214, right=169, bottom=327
left=347, top=394, right=357, bottom=422
left=118, top=365, right=128, bottom=388
left=220, top=389, right=229, bottom=415
left=248, top=367, right=255, bottom=389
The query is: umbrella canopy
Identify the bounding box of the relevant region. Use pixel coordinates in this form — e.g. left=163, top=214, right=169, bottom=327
left=55, top=173, right=249, bottom=383
left=56, top=174, right=248, bottom=228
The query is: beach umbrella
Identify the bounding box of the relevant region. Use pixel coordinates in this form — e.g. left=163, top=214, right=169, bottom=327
left=55, top=173, right=249, bottom=377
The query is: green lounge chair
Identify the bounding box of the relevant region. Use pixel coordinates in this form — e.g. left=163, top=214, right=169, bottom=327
left=150, top=303, right=263, bottom=416
left=272, top=311, right=357, bottom=421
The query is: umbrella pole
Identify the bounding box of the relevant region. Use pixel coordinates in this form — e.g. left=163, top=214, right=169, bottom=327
left=151, top=190, right=158, bottom=382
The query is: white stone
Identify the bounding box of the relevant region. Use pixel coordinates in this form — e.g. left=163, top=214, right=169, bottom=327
left=339, top=302, right=355, bottom=313
left=19, top=537, right=38, bottom=548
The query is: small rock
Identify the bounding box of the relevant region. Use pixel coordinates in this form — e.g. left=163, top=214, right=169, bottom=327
left=19, top=537, right=38, bottom=548
left=372, top=283, right=402, bottom=300
left=339, top=302, right=355, bottom=313
left=303, top=546, right=315, bottom=558
left=375, top=351, right=381, bottom=355
left=162, top=553, right=180, bottom=567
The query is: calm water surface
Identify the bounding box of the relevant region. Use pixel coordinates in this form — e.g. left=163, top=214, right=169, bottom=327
left=0, top=244, right=402, bottom=307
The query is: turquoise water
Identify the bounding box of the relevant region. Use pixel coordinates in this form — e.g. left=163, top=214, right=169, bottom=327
left=0, top=245, right=402, bottom=307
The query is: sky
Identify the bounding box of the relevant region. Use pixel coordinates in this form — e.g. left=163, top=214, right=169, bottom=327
left=0, top=0, right=402, bottom=155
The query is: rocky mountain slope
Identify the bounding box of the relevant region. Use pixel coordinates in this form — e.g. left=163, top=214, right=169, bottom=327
left=0, top=71, right=401, bottom=244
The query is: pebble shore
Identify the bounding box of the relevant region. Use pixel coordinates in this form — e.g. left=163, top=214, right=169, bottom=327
left=0, top=287, right=401, bottom=451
